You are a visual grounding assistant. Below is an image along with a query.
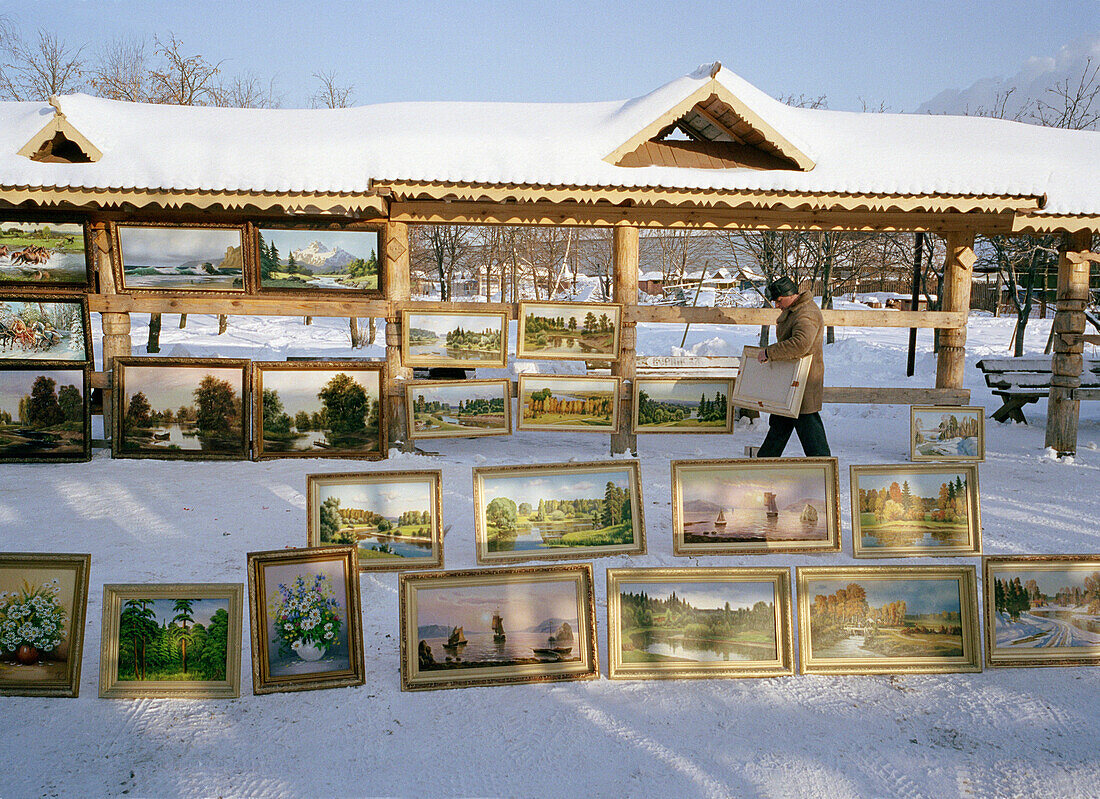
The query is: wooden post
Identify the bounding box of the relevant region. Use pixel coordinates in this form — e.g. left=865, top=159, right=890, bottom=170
left=610, top=225, right=639, bottom=456
left=935, top=232, right=976, bottom=390
left=91, top=220, right=131, bottom=440
left=1045, top=231, right=1093, bottom=456
left=384, top=221, right=412, bottom=453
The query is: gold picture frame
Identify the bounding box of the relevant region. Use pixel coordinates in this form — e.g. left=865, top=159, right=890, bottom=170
left=983, top=555, right=1100, bottom=668
left=252, top=360, right=386, bottom=460
left=400, top=309, right=508, bottom=369
left=516, top=301, right=622, bottom=361
left=850, top=463, right=981, bottom=558
left=405, top=378, right=512, bottom=440
left=0, top=294, right=92, bottom=364
left=671, top=458, right=841, bottom=555
left=606, top=567, right=794, bottom=680
left=910, top=405, right=986, bottom=462
left=113, top=221, right=252, bottom=295
left=516, top=374, right=621, bottom=433
left=0, top=363, right=91, bottom=463
left=632, top=377, right=734, bottom=434
left=0, top=552, right=90, bottom=697
left=253, top=222, right=384, bottom=296
left=399, top=563, right=598, bottom=691
left=247, top=546, right=365, bottom=695
left=730, top=345, right=811, bottom=418
left=112, top=357, right=251, bottom=461
left=306, top=470, right=444, bottom=571
left=98, top=583, right=244, bottom=699
left=797, top=565, right=982, bottom=676
left=472, top=460, right=645, bottom=564
left=0, top=216, right=92, bottom=291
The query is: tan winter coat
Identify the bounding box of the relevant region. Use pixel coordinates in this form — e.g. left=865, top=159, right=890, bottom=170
left=764, top=291, right=824, bottom=414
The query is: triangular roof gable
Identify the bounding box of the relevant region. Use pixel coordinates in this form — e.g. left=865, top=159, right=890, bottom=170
left=17, top=97, right=101, bottom=163
left=604, top=63, right=815, bottom=171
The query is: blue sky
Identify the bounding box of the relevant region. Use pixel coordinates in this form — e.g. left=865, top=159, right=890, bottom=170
left=5, top=1, right=1098, bottom=110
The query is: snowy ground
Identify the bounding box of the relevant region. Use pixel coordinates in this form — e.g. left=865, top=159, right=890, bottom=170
left=3, top=310, right=1100, bottom=798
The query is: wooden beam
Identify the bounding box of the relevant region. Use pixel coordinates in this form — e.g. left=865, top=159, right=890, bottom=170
left=935, top=232, right=977, bottom=390
left=89, top=294, right=390, bottom=318
left=393, top=300, right=516, bottom=315
left=610, top=226, right=639, bottom=456
left=822, top=387, right=970, bottom=405
left=1046, top=230, right=1094, bottom=455
left=627, top=306, right=966, bottom=328
left=385, top=221, right=412, bottom=452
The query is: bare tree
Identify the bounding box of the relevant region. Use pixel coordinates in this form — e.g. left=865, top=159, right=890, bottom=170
left=411, top=225, right=473, bottom=301
left=89, top=37, right=153, bottom=101
left=147, top=34, right=222, bottom=106
left=310, top=70, right=353, bottom=109
left=216, top=71, right=281, bottom=108
left=0, top=29, right=86, bottom=100
left=1032, top=57, right=1100, bottom=131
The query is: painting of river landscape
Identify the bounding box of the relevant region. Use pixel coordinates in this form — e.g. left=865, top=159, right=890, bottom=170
left=672, top=458, right=840, bottom=554
left=798, top=566, right=981, bottom=675
left=0, top=298, right=89, bottom=362
left=0, top=221, right=87, bottom=286
left=984, top=556, right=1100, bottom=667
left=473, top=461, right=644, bottom=564
left=401, top=310, right=507, bottom=368
left=633, top=378, right=733, bottom=433
left=399, top=564, right=597, bottom=691
left=517, top=301, right=620, bottom=361
left=406, top=379, right=511, bottom=439
left=116, top=225, right=246, bottom=292
left=851, top=464, right=981, bottom=557
left=0, top=366, right=89, bottom=462
left=114, top=359, right=249, bottom=460
left=517, top=374, right=620, bottom=433
left=607, top=568, right=793, bottom=680
left=307, top=471, right=443, bottom=570
left=253, top=362, right=383, bottom=459
left=258, top=227, right=379, bottom=293
left=911, top=405, right=985, bottom=461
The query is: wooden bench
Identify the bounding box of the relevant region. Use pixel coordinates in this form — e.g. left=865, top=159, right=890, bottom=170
left=976, top=357, right=1100, bottom=423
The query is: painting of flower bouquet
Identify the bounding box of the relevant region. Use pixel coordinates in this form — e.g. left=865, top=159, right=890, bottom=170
left=0, top=553, right=90, bottom=697
left=247, top=546, right=364, bottom=694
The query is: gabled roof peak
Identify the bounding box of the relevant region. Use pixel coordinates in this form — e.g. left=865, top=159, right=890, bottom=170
left=17, top=95, right=101, bottom=163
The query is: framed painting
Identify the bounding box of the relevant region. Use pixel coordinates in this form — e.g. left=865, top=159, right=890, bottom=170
left=730, top=345, right=811, bottom=418
left=671, top=458, right=841, bottom=555
left=606, top=567, right=794, bottom=680
left=472, top=460, right=645, bottom=564
left=516, top=301, right=621, bottom=361
left=401, top=310, right=508, bottom=369
left=0, top=552, right=90, bottom=697
left=0, top=218, right=90, bottom=290
left=113, top=222, right=250, bottom=294
left=0, top=364, right=90, bottom=462
left=797, top=565, right=982, bottom=675
left=98, top=583, right=244, bottom=699
left=516, top=374, right=621, bottom=433
left=113, top=357, right=251, bottom=460
left=306, top=470, right=444, bottom=571
left=850, top=463, right=981, bottom=558
left=983, top=555, right=1100, bottom=668
left=399, top=563, right=598, bottom=691
left=255, top=224, right=382, bottom=295
left=252, top=361, right=385, bottom=459
left=910, top=405, right=985, bottom=462
left=632, top=377, right=734, bottom=434
left=247, top=546, right=365, bottom=695
left=0, top=295, right=91, bottom=363
left=405, top=378, right=511, bottom=439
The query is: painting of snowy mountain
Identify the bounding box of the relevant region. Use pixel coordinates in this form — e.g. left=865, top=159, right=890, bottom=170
left=258, top=228, right=379, bottom=292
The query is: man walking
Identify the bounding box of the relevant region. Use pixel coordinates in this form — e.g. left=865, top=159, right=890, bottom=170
left=755, top=276, right=831, bottom=457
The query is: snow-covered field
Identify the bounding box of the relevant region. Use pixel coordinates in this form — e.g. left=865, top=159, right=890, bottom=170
left=3, top=309, right=1100, bottom=798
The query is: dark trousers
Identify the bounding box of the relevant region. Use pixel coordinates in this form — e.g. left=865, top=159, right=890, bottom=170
left=757, top=412, right=831, bottom=458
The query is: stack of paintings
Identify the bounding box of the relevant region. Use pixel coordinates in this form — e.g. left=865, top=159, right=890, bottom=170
left=307, top=471, right=444, bottom=571
left=113, top=358, right=250, bottom=460
left=253, top=362, right=384, bottom=459
left=399, top=564, right=598, bottom=691
left=0, top=295, right=92, bottom=462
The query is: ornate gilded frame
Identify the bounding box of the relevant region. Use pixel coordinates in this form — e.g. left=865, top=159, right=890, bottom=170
left=516, top=374, right=622, bottom=433
left=910, top=405, right=986, bottom=462
left=0, top=362, right=91, bottom=463
left=632, top=377, right=735, bottom=434
left=400, top=309, right=508, bottom=369
left=251, top=221, right=384, bottom=297
left=405, top=378, right=512, bottom=440
left=112, top=221, right=253, bottom=295
left=0, top=293, right=92, bottom=364
left=516, top=300, right=622, bottom=361
left=0, top=215, right=92, bottom=292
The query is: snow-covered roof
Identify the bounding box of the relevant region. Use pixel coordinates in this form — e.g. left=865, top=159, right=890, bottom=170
left=1, top=62, right=1099, bottom=217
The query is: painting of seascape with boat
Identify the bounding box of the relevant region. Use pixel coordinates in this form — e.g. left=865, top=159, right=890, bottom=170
left=399, top=564, right=597, bottom=691
left=607, top=568, right=793, bottom=679
left=116, top=225, right=246, bottom=292
left=672, top=458, right=839, bottom=554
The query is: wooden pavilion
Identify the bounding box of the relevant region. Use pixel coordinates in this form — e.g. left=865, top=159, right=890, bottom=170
left=1, top=63, right=1097, bottom=455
